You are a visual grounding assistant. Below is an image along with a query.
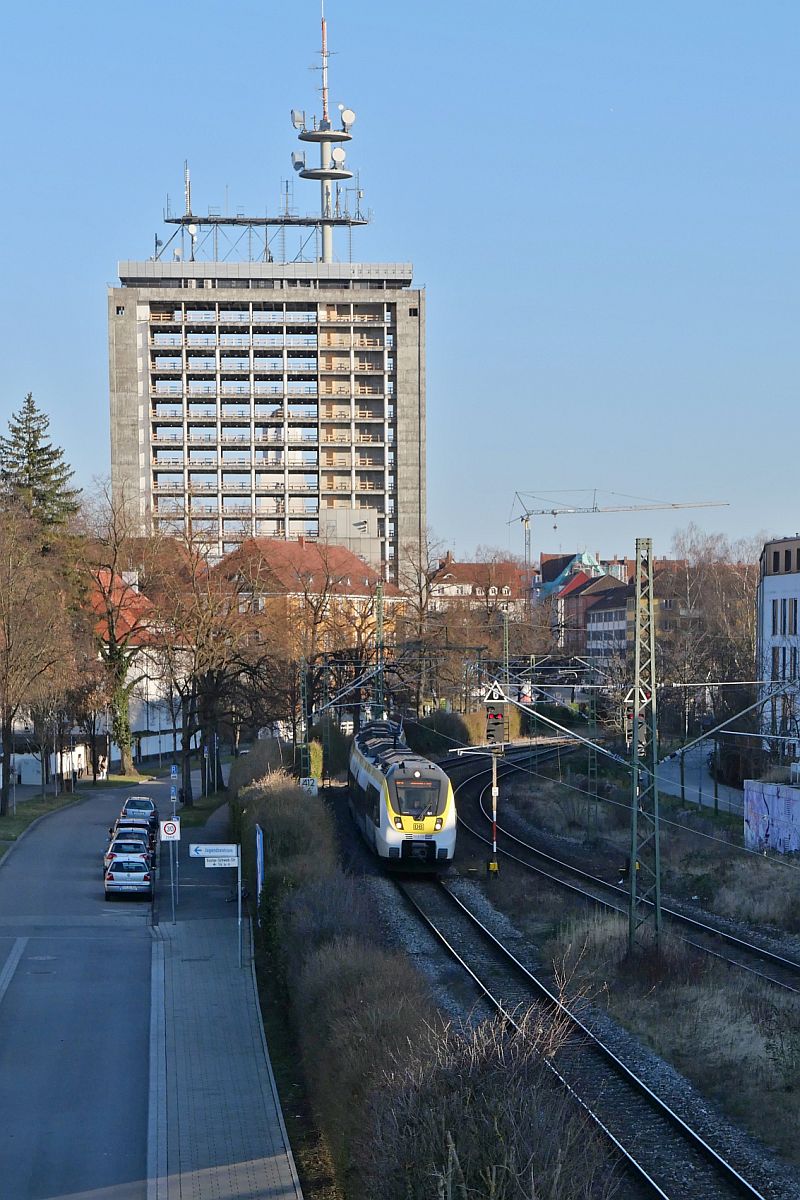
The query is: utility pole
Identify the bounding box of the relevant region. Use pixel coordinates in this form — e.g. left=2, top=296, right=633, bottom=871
left=502, top=611, right=510, bottom=689
left=587, top=686, right=598, bottom=833
left=629, top=538, right=662, bottom=953
left=298, top=657, right=311, bottom=780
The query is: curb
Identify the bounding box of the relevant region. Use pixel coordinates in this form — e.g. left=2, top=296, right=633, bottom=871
left=248, top=919, right=304, bottom=1199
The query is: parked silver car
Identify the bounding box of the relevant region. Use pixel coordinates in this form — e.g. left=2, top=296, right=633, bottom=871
left=104, top=856, right=153, bottom=900
left=104, top=837, right=151, bottom=876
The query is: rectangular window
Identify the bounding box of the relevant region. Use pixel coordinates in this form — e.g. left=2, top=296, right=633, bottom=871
left=791, top=598, right=798, bottom=636
left=772, top=646, right=780, bottom=681
left=772, top=598, right=779, bottom=635
left=773, top=550, right=780, bottom=572
left=787, top=549, right=793, bottom=571
left=782, top=598, right=788, bottom=635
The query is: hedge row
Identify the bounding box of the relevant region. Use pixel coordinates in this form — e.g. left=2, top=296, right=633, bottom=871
left=231, top=771, right=614, bottom=1199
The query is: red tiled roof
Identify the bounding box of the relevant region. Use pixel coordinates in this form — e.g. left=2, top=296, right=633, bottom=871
left=554, top=571, right=593, bottom=599
left=218, top=538, right=400, bottom=598
left=88, top=568, right=156, bottom=643
left=435, top=554, right=526, bottom=596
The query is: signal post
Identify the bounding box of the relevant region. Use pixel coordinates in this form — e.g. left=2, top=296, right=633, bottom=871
left=458, top=684, right=508, bottom=876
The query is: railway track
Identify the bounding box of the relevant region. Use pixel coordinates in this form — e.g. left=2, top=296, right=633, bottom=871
left=449, top=747, right=800, bottom=994
left=396, top=874, right=772, bottom=1200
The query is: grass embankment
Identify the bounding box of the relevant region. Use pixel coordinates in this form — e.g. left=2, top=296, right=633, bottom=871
left=0, top=791, right=86, bottom=851
left=490, top=756, right=800, bottom=1162
left=509, top=751, right=800, bottom=932
left=230, top=771, right=615, bottom=1200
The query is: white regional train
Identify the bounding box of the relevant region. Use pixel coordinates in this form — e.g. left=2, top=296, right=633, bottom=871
left=348, top=722, right=457, bottom=867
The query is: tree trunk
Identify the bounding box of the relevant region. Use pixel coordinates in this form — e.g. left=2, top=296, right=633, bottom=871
left=180, top=691, right=195, bottom=807
left=0, top=713, right=11, bottom=817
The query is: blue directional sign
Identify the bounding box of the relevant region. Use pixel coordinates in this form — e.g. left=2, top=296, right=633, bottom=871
left=170, top=785, right=177, bottom=801
left=170, top=764, right=178, bottom=780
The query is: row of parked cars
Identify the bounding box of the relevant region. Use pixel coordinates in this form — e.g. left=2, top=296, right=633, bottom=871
left=104, top=795, right=160, bottom=901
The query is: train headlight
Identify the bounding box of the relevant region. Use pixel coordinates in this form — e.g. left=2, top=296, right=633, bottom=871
left=394, top=816, right=403, bottom=830
left=434, top=817, right=443, bottom=831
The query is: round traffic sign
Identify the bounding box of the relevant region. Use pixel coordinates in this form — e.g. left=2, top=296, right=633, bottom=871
left=163, top=821, right=178, bottom=837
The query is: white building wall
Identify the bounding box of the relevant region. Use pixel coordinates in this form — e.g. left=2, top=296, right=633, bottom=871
left=756, top=565, right=800, bottom=757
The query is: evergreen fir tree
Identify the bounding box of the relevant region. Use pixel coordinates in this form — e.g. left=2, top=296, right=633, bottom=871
left=0, top=393, right=81, bottom=526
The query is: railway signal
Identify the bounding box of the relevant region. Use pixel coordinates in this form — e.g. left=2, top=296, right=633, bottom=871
left=485, top=704, right=507, bottom=745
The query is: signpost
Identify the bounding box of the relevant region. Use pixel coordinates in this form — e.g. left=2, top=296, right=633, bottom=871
left=189, top=843, right=243, bottom=966
left=299, top=777, right=319, bottom=796
left=160, top=818, right=181, bottom=923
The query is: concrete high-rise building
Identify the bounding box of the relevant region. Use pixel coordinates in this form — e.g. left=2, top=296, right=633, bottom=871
left=108, top=13, right=424, bottom=581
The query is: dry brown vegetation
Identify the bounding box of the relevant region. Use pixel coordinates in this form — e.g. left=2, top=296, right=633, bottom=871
left=508, top=765, right=800, bottom=934
left=504, top=894, right=800, bottom=1164
left=233, top=772, right=618, bottom=1199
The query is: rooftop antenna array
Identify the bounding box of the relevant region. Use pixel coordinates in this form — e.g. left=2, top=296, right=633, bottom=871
left=157, top=4, right=367, bottom=265
left=291, top=1, right=359, bottom=263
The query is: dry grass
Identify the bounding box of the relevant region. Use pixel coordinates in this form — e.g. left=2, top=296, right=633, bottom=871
left=510, top=768, right=800, bottom=935
left=541, top=908, right=800, bottom=1162
left=358, top=1011, right=618, bottom=1200
left=228, top=738, right=291, bottom=798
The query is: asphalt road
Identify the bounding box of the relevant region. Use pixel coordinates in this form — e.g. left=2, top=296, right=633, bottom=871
left=0, top=785, right=159, bottom=1200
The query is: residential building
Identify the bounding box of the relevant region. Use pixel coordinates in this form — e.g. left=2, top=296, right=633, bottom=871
left=217, top=536, right=403, bottom=656
left=756, top=536, right=800, bottom=758
left=585, top=585, right=630, bottom=663
left=109, top=14, right=424, bottom=581
left=428, top=552, right=527, bottom=616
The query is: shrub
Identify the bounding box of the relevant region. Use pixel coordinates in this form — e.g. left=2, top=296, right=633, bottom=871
left=309, top=717, right=352, bottom=778
left=357, top=1011, right=613, bottom=1200
left=404, top=711, right=473, bottom=756
left=227, top=737, right=288, bottom=798
left=233, top=770, right=338, bottom=901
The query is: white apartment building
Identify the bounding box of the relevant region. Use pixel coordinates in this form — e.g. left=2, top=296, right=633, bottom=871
left=756, top=536, right=800, bottom=758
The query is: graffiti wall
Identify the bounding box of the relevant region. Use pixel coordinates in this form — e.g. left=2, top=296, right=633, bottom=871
left=744, top=780, right=800, bottom=854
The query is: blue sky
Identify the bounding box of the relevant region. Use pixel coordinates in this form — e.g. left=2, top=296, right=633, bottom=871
left=1, top=1, right=797, bottom=562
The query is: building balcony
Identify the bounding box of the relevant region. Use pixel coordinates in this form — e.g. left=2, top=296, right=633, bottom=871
left=151, top=434, right=184, bottom=445
left=152, top=480, right=185, bottom=493
left=219, top=409, right=250, bottom=421
left=186, top=431, right=217, bottom=444
left=151, top=386, right=183, bottom=398
left=220, top=433, right=252, bottom=444
left=220, top=481, right=252, bottom=493
left=255, top=479, right=285, bottom=492
left=187, top=457, right=219, bottom=469
left=187, top=481, right=219, bottom=493
left=186, top=336, right=217, bottom=348
left=150, top=312, right=181, bottom=325
left=217, top=312, right=250, bottom=324
left=186, top=409, right=217, bottom=421
left=321, top=385, right=351, bottom=398
left=321, top=432, right=350, bottom=444
left=187, top=385, right=217, bottom=397
left=152, top=360, right=183, bottom=372
left=151, top=336, right=183, bottom=349
left=254, top=384, right=284, bottom=396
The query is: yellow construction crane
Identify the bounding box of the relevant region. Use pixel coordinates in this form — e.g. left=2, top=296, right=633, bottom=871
left=509, top=491, right=729, bottom=576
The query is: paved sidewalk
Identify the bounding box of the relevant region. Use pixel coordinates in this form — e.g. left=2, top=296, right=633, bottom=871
left=149, top=803, right=302, bottom=1200
left=658, top=740, right=744, bottom=816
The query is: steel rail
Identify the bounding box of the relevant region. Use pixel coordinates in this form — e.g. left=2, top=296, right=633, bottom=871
left=397, top=870, right=767, bottom=1200
left=456, top=753, right=800, bottom=993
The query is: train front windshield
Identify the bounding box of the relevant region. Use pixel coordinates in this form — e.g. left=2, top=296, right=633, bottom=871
left=393, top=779, right=445, bottom=818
